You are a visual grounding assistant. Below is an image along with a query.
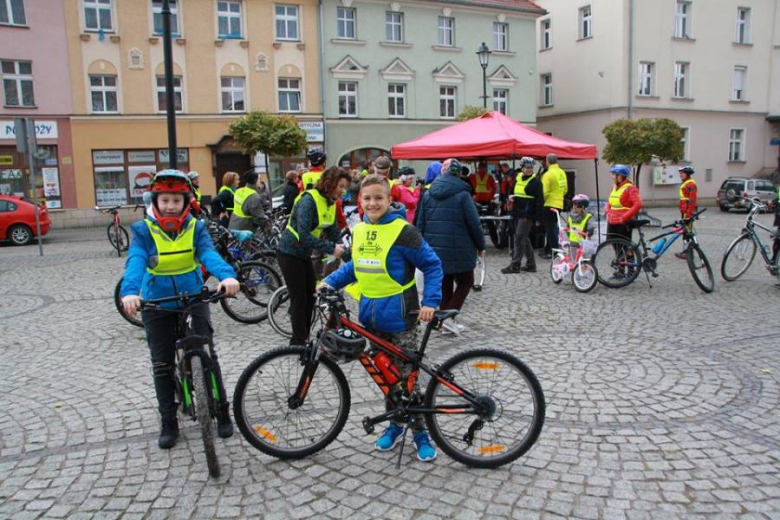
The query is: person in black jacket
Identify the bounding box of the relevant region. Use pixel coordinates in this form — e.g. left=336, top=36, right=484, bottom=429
left=502, top=157, right=544, bottom=273
left=282, top=170, right=300, bottom=215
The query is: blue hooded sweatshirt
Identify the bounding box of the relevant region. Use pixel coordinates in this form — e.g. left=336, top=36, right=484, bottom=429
left=324, top=203, right=443, bottom=334
left=424, top=162, right=442, bottom=185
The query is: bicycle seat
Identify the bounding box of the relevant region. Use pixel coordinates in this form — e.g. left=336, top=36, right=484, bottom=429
left=230, top=230, right=255, bottom=242
left=628, top=219, right=650, bottom=229
left=434, top=309, right=459, bottom=322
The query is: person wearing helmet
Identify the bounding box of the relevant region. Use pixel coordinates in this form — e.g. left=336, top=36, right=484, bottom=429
left=187, top=171, right=202, bottom=205
left=675, top=166, right=697, bottom=260
left=120, top=170, right=240, bottom=450
left=320, top=174, right=443, bottom=461
left=606, top=164, right=643, bottom=278
left=469, top=160, right=497, bottom=205
left=391, top=166, right=419, bottom=223
left=540, top=154, right=568, bottom=259
left=228, top=171, right=267, bottom=232
left=302, top=148, right=327, bottom=190
left=566, top=194, right=596, bottom=253
left=502, top=157, right=543, bottom=274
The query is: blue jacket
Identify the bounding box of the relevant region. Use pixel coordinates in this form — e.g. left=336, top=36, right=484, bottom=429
left=121, top=216, right=236, bottom=309
left=324, top=205, right=443, bottom=334
left=417, top=175, right=486, bottom=274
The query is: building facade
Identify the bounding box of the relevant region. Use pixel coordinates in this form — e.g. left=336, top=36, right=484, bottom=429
left=0, top=0, right=75, bottom=210
left=62, top=0, right=324, bottom=210
left=321, top=0, right=545, bottom=171
left=535, top=0, right=780, bottom=203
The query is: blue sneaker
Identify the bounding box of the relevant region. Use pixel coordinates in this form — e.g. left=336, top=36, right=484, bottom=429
left=375, top=423, right=404, bottom=451
left=413, top=431, right=437, bottom=462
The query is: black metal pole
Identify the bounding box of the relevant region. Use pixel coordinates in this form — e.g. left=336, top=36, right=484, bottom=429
left=162, top=0, right=178, bottom=169
left=482, top=68, right=487, bottom=109
left=594, top=158, right=601, bottom=242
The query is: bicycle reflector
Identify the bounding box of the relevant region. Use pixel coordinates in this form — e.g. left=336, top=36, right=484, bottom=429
left=319, top=329, right=366, bottom=363
left=254, top=425, right=278, bottom=443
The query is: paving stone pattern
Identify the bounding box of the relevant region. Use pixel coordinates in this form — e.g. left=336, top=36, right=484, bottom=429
left=1, top=208, right=779, bottom=519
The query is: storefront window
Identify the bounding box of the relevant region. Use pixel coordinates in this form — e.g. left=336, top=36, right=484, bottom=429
left=0, top=145, right=62, bottom=208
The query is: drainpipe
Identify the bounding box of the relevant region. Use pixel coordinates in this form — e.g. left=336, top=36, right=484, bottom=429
left=318, top=0, right=328, bottom=149
left=627, top=0, right=634, bottom=119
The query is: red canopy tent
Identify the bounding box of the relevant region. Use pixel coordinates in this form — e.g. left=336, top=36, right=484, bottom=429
left=390, top=111, right=597, bottom=160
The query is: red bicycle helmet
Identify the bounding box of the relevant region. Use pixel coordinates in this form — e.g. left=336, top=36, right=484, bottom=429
left=150, top=169, right=193, bottom=232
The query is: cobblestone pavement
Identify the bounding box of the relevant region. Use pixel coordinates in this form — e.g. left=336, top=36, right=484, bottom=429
left=1, top=208, right=779, bottom=519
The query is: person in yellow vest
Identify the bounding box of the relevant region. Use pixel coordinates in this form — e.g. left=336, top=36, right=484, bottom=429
left=540, top=154, right=568, bottom=259
left=212, top=171, right=239, bottom=227
left=319, top=174, right=443, bottom=462
left=228, top=171, right=266, bottom=232
left=120, top=170, right=240, bottom=449
left=468, top=160, right=497, bottom=205
left=502, top=157, right=544, bottom=273
left=606, top=164, right=643, bottom=279
left=187, top=171, right=202, bottom=205
left=301, top=148, right=327, bottom=190
left=279, top=167, right=351, bottom=346
left=565, top=194, right=596, bottom=257
left=675, top=166, right=698, bottom=259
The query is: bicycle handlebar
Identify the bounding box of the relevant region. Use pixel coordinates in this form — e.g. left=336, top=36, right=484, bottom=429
left=662, top=208, right=707, bottom=229
left=140, top=287, right=226, bottom=310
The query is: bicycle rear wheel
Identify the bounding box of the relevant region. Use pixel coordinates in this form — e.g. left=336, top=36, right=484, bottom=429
left=267, top=286, right=293, bottom=338
left=687, top=244, right=714, bottom=293
left=107, top=223, right=129, bottom=255
left=720, top=233, right=756, bottom=281
left=593, top=238, right=641, bottom=288
left=191, top=356, right=220, bottom=478
left=424, top=349, right=545, bottom=468
left=114, top=277, right=143, bottom=328
left=233, top=346, right=351, bottom=459
left=572, top=261, right=598, bottom=293
left=220, top=260, right=282, bottom=324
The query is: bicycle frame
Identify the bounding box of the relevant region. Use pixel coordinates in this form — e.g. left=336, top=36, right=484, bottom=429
left=742, top=207, right=776, bottom=268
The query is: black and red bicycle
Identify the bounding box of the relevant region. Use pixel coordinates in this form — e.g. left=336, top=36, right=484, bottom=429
left=233, top=289, right=545, bottom=468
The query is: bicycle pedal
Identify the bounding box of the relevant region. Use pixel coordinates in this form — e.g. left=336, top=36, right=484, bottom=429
left=362, top=416, right=375, bottom=434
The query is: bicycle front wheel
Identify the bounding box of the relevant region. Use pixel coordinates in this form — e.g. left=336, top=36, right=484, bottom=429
left=107, top=223, right=129, bottom=255
left=721, top=233, right=756, bottom=281
left=191, top=356, right=220, bottom=478
left=267, top=286, right=293, bottom=338
left=550, top=254, right=565, bottom=284
left=114, top=277, right=143, bottom=328
left=687, top=244, right=714, bottom=293
left=593, top=238, right=641, bottom=288
left=220, top=260, right=282, bottom=324
left=424, top=349, right=545, bottom=468
left=233, top=346, right=351, bottom=459
left=572, top=261, right=598, bottom=293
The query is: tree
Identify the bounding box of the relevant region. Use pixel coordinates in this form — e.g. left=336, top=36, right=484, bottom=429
left=458, top=105, right=490, bottom=121
left=602, top=117, right=684, bottom=185
left=228, top=111, right=308, bottom=167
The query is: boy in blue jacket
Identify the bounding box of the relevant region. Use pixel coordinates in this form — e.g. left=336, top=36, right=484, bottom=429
left=121, top=170, right=239, bottom=449
left=320, top=174, right=443, bottom=461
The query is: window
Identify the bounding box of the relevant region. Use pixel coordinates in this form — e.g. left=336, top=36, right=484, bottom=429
left=156, top=75, right=182, bottom=113
left=217, top=1, right=242, bottom=38
left=680, top=127, right=690, bottom=161
left=729, top=129, right=744, bottom=162
left=638, top=61, right=654, bottom=96
left=541, top=19, right=552, bottom=50
left=732, top=66, right=747, bottom=101
left=152, top=0, right=178, bottom=36
left=674, top=61, right=689, bottom=98
left=1, top=60, right=35, bottom=107
left=338, top=81, right=357, bottom=117
left=493, top=22, right=508, bottom=52
left=220, top=76, right=245, bottom=112
left=84, top=0, right=113, bottom=32
left=439, top=86, right=456, bottom=119
left=275, top=4, right=299, bottom=41
left=674, top=1, right=691, bottom=38
left=0, top=0, right=26, bottom=25
left=735, top=7, right=750, bottom=44
left=437, top=16, right=454, bottom=46
left=388, top=83, right=405, bottom=118
left=386, top=12, right=403, bottom=42
left=540, top=73, right=552, bottom=106
left=93, top=149, right=189, bottom=207
left=336, top=7, right=355, bottom=40
left=493, top=88, right=508, bottom=115
left=579, top=5, right=592, bottom=39
left=278, top=78, right=301, bottom=113
left=89, top=74, right=118, bottom=113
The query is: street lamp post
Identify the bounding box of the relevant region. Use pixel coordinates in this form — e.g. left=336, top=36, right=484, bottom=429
left=477, top=42, right=491, bottom=109
left=162, top=0, right=178, bottom=169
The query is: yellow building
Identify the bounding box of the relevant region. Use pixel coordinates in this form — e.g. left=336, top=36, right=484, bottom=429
left=64, top=0, right=323, bottom=210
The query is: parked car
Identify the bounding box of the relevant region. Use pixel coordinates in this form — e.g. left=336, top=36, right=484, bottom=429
left=0, top=195, right=52, bottom=245
left=716, top=177, right=777, bottom=212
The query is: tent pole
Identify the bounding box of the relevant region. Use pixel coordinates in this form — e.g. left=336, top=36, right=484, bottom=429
left=594, top=158, right=601, bottom=242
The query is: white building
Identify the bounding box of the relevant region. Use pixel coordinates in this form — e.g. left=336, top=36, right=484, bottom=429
left=535, top=0, right=780, bottom=204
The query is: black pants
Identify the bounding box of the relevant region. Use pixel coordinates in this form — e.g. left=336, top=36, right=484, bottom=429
left=510, top=217, right=536, bottom=269
left=278, top=251, right=317, bottom=346
left=142, top=304, right=228, bottom=419
left=441, top=271, right=474, bottom=311
left=543, top=207, right=560, bottom=254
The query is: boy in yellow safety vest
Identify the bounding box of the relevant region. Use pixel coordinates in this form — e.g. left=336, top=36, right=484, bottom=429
left=566, top=194, right=596, bottom=257
left=319, top=174, right=444, bottom=462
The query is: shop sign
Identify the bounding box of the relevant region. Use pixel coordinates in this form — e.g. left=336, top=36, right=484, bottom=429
left=129, top=165, right=155, bottom=198
left=0, top=120, right=59, bottom=140
left=96, top=189, right=128, bottom=207
left=299, top=122, right=324, bottom=143
left=42, top=168, right=61, bottom=197
left=129, top=150, right=156, bottom=163
left=93, top=150, right=125, bottom=165
left=46, top=200, right=62, bottom=209
left=0, top=155, right=13, bottom=166
left=1, top=169, right=22, bottom=179
left=159, top=148, right=188, bottom=163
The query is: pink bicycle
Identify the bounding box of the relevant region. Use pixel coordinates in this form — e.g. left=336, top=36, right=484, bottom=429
left=549, top=209, right=598, bottom=293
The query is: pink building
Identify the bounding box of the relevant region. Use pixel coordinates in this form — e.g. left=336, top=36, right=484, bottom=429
left=0, top=0, right=75, bottom=209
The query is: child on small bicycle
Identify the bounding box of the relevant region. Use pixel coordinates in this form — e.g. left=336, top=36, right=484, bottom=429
left=120, top=170, right=240, bottom=450
left=318, top=174, right=444, bottom=462
left=566, top=194, right=596, bottom=255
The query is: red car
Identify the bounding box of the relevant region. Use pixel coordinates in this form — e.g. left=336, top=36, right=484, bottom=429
left=0, top=195, right=52, bottom=245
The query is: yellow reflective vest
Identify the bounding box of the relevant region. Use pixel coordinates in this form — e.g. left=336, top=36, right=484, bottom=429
left=609, top=181, right=632, bottom=210
left=218, top=185, right=235, bottom=211
left=513, top=174, right=534, bottom=198
left=301, top=170, right=323, bottom=190
left=144, top=218, right=198, bottom=276
left=567, top=213, right=592, bottom=244
left=192, top=187, right=201, bottom=204
left=351, top=219, right=415, bottom=298
left=232, top=186, right=256, bottom=219
left=679, top=179, right=696, bottom=201
left=286, top=189, right=336, bottom=240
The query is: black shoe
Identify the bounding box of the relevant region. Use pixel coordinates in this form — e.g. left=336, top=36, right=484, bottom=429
left=158, top=416, right=179, bottom=449
left=500, top=265, right=522, bottom=274
left=217, top=403, right=234, bottom=439
left=521, top=266, right=537, bottom=273
left=539, top=253, right=552, bottom=260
